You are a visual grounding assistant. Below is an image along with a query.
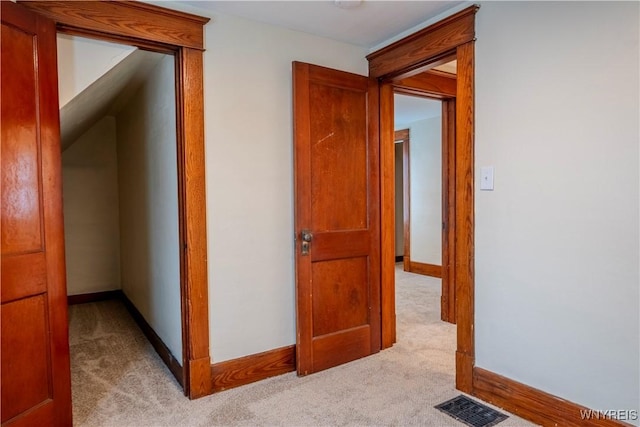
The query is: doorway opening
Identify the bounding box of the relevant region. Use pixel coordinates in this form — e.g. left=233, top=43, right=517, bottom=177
left=59, top=34, right=185, bottom=398
left=394, top=94, right=444, bottom=279
left=390, top=66, right=458, bottom=360
left=368, top=4, right=477, bottom=392
left=15, top=0, right=211, bottom=399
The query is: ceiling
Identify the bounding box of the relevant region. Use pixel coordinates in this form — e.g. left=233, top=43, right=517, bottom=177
left=61, top=2, right=461, bottom=149
left=60, top=49, right=164, bottom=150
left=394, top=94, right=441, bottom=130
left=179, top=1, right=465, bottom=48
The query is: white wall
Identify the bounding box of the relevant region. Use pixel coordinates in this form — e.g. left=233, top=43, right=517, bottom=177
left=201, top=12, right=369, bottom=362
left=405, top=116, right=442, bottom=265
left=474, top=1, right=639, bottom=418
left=57, top=34, right=134, bottom=108
left=74, top=3, right=638, bottom=418
left=62, top=116, right=121, bottom=295
left=116, top=55, right=182, bottom=361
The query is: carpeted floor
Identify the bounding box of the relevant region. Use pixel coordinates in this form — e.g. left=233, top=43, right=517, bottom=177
left=68, top=264, right=537, bottom=426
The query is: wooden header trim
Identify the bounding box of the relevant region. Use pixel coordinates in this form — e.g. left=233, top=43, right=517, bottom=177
left=17, top=1, right=210, bottom=50
left=394, top=70, right=457, bottom=99
left=394, top=129, right=409, bottom=142
left=367, top=5, right=479, bottom=79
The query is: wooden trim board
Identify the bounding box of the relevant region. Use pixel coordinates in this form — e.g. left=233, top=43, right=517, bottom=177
left=473, top=368, right=634, bottom=427
left=367, top=6, right=478, bottom=79
left=452, top=39, right=475, bottom=393
left=18, top=1, right=208, bottom=50
left=211, top=346, right=296, bottom=392
left=394, top=71, right=457, bottom=99
left=379, top=82, right=397, bottom=349
left=406, top=261, right=442, bottom=278
left=67, top=290, right=122, bottom=305
left=441, top=98, right=456, bottom=324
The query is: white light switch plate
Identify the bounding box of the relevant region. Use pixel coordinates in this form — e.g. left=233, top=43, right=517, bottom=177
left=480, top=166, right=494, bottom=190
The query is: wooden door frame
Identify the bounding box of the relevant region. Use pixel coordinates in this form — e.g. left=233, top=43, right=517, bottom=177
left=393, top=129, right=411, bottom=271
left=367, top=4, right=478, bottom=393
left=17, top=0, right=212, bottom=399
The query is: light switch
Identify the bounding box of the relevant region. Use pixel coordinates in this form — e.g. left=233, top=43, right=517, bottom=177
left=480, top=166, right=494, bottom=191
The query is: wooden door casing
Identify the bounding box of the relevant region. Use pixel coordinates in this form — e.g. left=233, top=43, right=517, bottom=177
left=368, top=5, right=477, bottom=392
left=1, top=2, right=72, bottom=425
left=293, top=62, right=381, bottom=375
left=15, top=0, right=211, bottom=399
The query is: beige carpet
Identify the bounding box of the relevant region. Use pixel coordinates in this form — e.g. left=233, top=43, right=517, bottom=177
left=68, top=265, right=537, bottom=426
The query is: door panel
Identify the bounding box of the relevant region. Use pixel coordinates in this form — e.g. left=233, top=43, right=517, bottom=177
left=1, top=22, right=44, bottom=253
left=312, top=257, right=369, bottom=336
left=1, top=2, right=72, bottom=426
left=293, top=61, right=380, bottom=375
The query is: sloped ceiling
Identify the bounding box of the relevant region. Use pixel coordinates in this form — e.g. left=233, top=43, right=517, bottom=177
left=60, top=49, right=164, bottom=151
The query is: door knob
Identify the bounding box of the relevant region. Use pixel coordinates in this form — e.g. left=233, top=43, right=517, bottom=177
left=301, top=230, right=312, bottom=255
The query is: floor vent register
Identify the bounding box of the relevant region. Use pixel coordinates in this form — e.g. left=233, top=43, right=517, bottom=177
left=435, top=395, right=509, bottom=427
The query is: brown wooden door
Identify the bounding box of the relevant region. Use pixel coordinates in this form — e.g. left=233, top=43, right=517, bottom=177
left=293, top=62, right=381, bottom=375
left=1, top=2, right=72, bottom=426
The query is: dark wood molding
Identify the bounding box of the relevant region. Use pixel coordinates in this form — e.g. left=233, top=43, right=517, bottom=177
left=211, top=345, right=295, bottom=392
left=393, top=128, right=412, bottom=274
left=121, top=292, right=184, bottom=387
left=394, top=255, right=403, bottom=263
left=407, top=261, right=442, bottom=278
left=177, top=47, right=212, bottom=399
left=18, top=1, right=209, bottom=50
left=473, top=368, right=634, bottom=427
left=67, top=290, right=122, bottom=305
left=370, top=1, right=477, bottom=401
left=454, top=40, right=475, bottom=394
left=379, top=82, right=397, bottom=349
left=394, top=128, right=409, bottom=142
left=441, top=99, right=456, bottom=324
left=394, top=71, right=457, bottom=99
left=15, top=0, right=211, bottom=399
left=367, top=5, right=479, bottom=79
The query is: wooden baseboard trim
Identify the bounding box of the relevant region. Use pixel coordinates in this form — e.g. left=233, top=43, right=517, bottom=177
left=67, top=289, right=122, bottom=305
left=187, top=356, right=212, bottom=399
left=456, top=351, right=474, bottom=393
left=120, top=293, right=184, bottom=387
left=407, top=261, right=442, bottom=278
left=472, top=367, right=634, bottom=427
left=211, top=345, right=295, bottom=392
left=395, top=255, right=404, bottom=263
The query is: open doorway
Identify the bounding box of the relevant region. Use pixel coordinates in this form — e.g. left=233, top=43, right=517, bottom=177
left=394, top=94, right=443, bottom=278
left=391, top=90, right=457, bottom=379
left=58, top=34, right=185, bottom=408
left=391, top=60, right=458, bottom=329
